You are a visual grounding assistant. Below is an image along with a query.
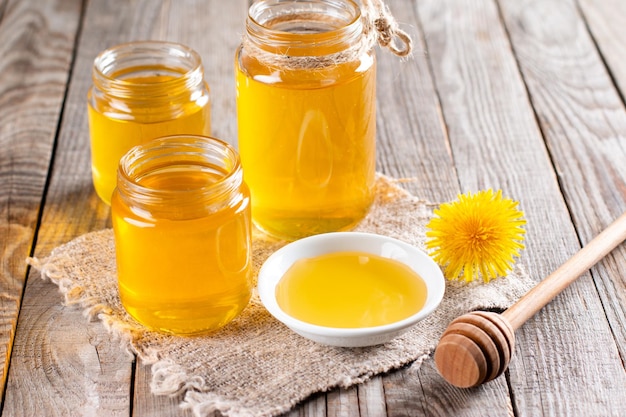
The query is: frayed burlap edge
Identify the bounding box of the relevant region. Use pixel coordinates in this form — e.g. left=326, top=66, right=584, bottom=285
left=27, top=174, right=535, bottom=417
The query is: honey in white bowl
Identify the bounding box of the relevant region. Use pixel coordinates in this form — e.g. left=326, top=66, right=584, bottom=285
left=275, top=251, right=427, bottom=328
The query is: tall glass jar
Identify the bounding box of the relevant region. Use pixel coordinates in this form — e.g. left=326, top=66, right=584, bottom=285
left=235, top=0, right=376, bottom=240
left=111, top=135, right=251, bottom=335
left=88, top=41, right=211, bottom=205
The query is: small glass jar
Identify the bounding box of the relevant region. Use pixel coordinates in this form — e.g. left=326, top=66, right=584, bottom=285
left=88, top=41, right=211, bottom=205
left=111, top=135, right=251, bottom=335
left=235, top=0, right=376, bottom=240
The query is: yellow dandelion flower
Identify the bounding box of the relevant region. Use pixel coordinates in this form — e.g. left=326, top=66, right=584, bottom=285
left=425, top=189, right=526, bottom=283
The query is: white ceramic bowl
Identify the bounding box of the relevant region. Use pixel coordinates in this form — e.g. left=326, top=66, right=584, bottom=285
left=257, top=232, right=445, bottom=347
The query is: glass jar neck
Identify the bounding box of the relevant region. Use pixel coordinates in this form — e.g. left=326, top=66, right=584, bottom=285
left=116, top=136, right=244, bottom=219
left=245, top=0, right=364, bottom=56
left=92, top=41, right=205, bottom=101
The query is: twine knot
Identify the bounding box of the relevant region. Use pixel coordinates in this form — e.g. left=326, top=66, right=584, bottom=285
left=363, top=0, right=412, bottom=57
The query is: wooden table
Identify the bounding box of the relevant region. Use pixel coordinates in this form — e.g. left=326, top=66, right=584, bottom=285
left=2, top=0, right=625, bottom=415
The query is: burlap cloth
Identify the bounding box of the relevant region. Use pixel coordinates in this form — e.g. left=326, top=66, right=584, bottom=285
left=28, top=175, right=535, bottom=417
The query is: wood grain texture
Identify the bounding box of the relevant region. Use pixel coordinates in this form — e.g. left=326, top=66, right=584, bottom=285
left=375, top=1, right=458, bottom=203
left=357, top=377, right=387, bottom=417
left=2, top=0, right=625, bottom=415
left=499, top=0, right=626, bottom=413
left=578, top=0, right=626, bottom=100
left=285, top=392, right=326, bottom=417
left=148, top=0, right=250, bottom=146
left=0, top=0, right=8, bottom=22
left=4, top=297, right=132, bottom=417
left=504, top=212, right=626, bottom=330
left=3, top=0, right=171, bottom=415
left=419, top=0, right=626, bottom=415
left=384, top=359, right=514, bottom=417
left=372, top=1, right=515, bottom=415
left=133, top=359, right=195, bottom=417
left=327, top=386, right=360, bottom=417
left=408, top=1, right=553, bottom=415
left=0, top=0, right=83, bottom=395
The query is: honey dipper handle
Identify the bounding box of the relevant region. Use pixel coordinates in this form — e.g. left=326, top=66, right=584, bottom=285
left=503, top=212, right=626, bottom=330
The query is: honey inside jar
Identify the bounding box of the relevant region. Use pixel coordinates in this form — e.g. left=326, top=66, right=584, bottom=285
left=111, top=136, right=251, bottom=335
left=235, top=0, right=376, bottom=240
left=88, top=42, right=211, bottom=205
left=236, top=60, right=375, bottom=239
left=275, top=251, right=427, bottom=328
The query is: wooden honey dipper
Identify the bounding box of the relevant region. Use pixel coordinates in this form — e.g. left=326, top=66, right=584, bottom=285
left=434, top=212, right=626, bottom=388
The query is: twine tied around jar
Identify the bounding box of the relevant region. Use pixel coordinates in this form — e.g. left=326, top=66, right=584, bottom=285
left=242, top=0, right=412, bottom=70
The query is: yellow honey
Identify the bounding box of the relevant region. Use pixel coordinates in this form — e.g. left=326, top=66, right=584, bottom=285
left=111, top=136, right=251, bottom=335
left=235, top=0, right=376, bottom=240
left=88, top=41, right=211, bottom=205
left=275, top=251, right=427, bottom=328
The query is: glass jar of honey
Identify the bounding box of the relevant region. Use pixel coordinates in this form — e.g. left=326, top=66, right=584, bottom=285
left=235, top=0, right=376, bottom=240
left=111, top=135, right=251, bottom=335
left=88, top=41, right=211, bottom=205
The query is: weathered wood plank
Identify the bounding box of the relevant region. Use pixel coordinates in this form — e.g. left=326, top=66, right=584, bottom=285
left=375, top=3, right=458, bottom=203
left=3, top=0, right=175, bottom=415
left=498, top=0, right=626, bottom=414
left=133, top=359, right=195, bottom=417
left=5, top=1, right=256, bottom=416
left=578, top=0, right=626, bottom=101
left=0, top=1, right=8, bottom=22
left=417, top=0, right=626, bottom=415
left=5, top=301, right=132, bottom=416
left=151, top=0, right=250, bottom=146
left=357, top=377, right=387, bottom=417
left=0, top=0, right=82, bottom=399
left=4, top=0, right=624, bottom=416
left=385, top=359, right=514, bottom=417
left=327, top=386, right=360, bottom=417
left=375, top=1, right=514, bottom=416
left=285, top=393, right=326, bottom=417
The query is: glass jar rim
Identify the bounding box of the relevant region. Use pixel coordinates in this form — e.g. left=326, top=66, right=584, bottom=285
left=92, top=40, right=204, bottom=94
left=116, top=135, right=243, bottom=208
left=245, top=0, right=363, bottom=55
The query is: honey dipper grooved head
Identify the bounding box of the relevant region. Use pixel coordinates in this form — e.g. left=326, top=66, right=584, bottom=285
left=434, top=311, right=515, bottom=388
